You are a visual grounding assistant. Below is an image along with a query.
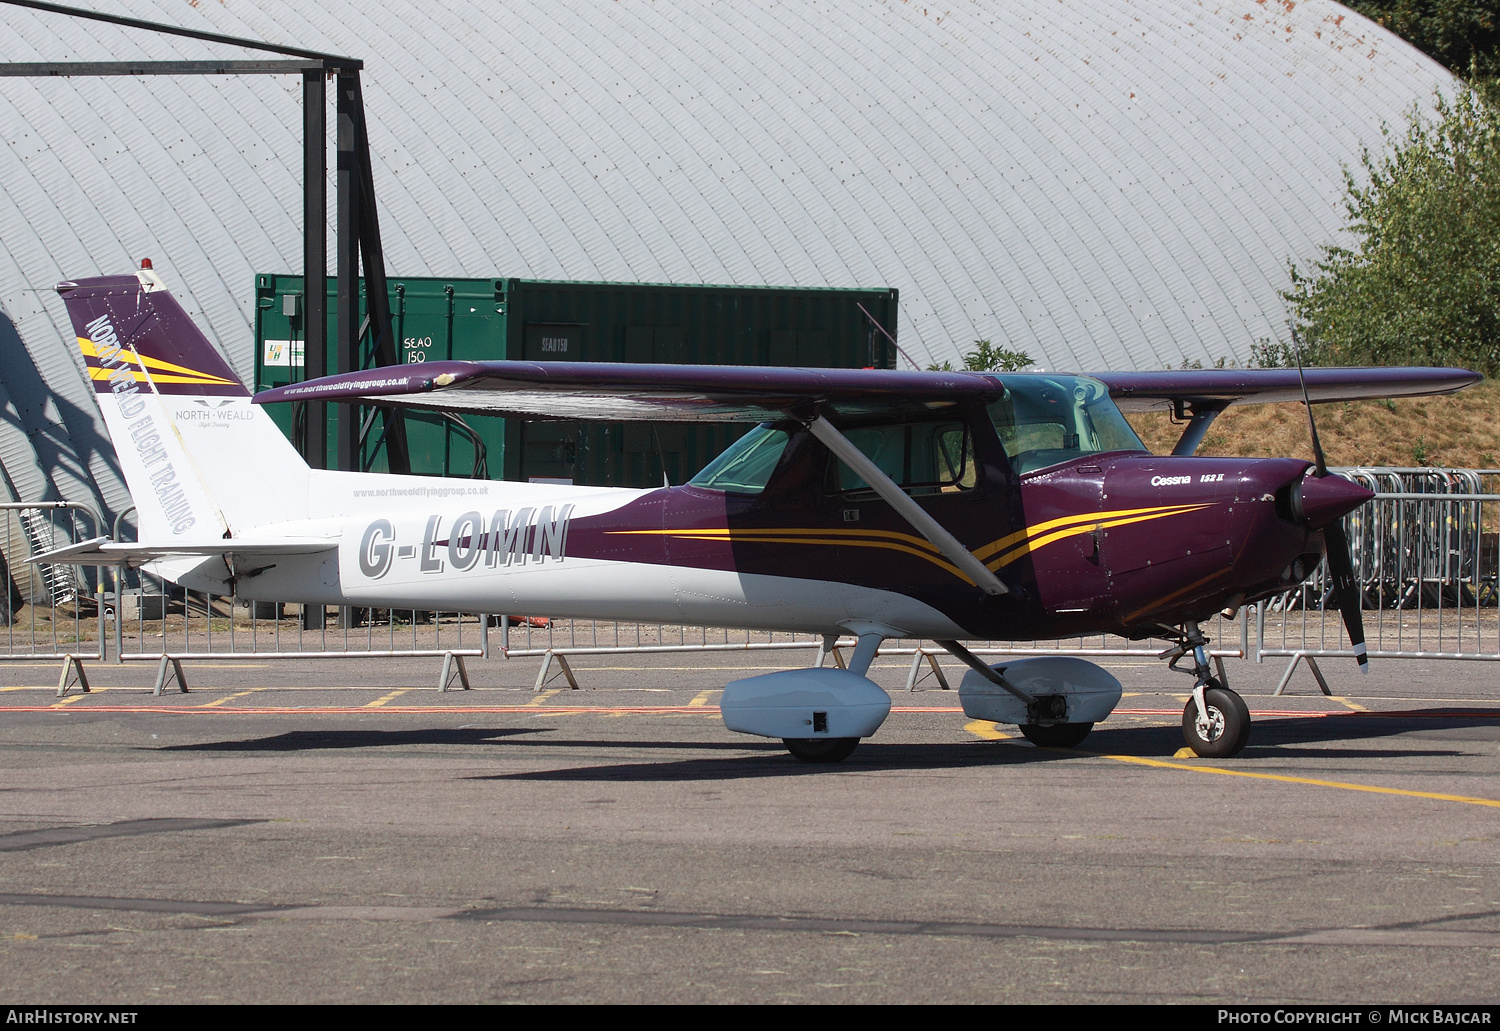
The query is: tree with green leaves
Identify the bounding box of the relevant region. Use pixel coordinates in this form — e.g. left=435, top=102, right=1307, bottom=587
left=927, top=339, right=1033, bottom=372
left=1279, top=82, right=1500, bottom=374
left=1343, top=1, right=1500, bottom=83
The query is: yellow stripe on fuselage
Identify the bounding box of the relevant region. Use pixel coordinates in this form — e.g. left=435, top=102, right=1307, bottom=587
left=612, top=525, right=941, bottom=553
left=78, top=337, right=238, bottom=387
left=607, top=502, right=1214, bottom=582
left=970, top=503, right=1210, bottom=561
left=983, top=504, right=1212, bottom=570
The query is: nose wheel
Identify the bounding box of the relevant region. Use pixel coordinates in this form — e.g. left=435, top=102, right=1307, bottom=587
left=1181, top=681, right=1250, bottom=758
left=1162, top=621, right=1252, bottom=758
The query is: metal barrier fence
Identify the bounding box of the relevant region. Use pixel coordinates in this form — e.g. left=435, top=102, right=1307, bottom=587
left=1261, top=468, right=1500, bottom=692
left=497, top=610, right=1249, bottom=693
left=7, top=470, right=1500, bottom=698
left=109, top=598, right=490, bottom=694
left=0, top=502, right=105, bottom=669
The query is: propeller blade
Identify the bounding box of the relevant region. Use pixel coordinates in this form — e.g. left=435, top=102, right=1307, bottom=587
left=1289, top=325, right=1329, bottom=477
left=1323, top=518, right=1369, bottom=673
left=1290, top=325, right=1364, bottom=669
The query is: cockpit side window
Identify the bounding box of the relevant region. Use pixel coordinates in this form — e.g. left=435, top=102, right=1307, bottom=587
left=687, top=423, right=790, bottom=494
left=989, top=375, right=1146, bottom=474
left=827, top=420, right=975, bottom=497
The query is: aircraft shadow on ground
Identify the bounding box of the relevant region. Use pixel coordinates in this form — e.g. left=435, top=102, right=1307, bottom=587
left=463, top=716, right=1479, bottom=783
left=466, top=740, right=1054, bottom=782
left=145, top=711, right=1488, bottom=768
left=1244, top=711, right=1496, bottom=749
left=152, top=728, right=782, bottom=754
left=155, top=728, right=543, bottom=752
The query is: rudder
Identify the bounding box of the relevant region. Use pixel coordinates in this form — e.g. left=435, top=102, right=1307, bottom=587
left=58, top=269, right=309, bottom=540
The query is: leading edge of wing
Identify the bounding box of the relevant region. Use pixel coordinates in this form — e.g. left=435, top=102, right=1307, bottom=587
left=1097, top=367, right=1481, bottom=412
left=252, top=361, right=1006, bottom=422
left=34, top=537, right=338, bottom=566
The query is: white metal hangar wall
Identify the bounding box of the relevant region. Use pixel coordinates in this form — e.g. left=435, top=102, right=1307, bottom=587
left=0, top=0, right=1455, bottom=397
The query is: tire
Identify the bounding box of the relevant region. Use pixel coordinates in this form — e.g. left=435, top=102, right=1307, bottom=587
left=783, top=737, right=859, bottom=763
left=1018, top=722, right=1094, bottom=748
left=1181, top=684, right=1251, bottom=758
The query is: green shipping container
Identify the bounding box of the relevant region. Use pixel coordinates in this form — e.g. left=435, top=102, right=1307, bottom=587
left=254, top=275, right=899, bottom=488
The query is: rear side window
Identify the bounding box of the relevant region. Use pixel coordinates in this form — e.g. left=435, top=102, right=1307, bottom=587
left=828, top=421, right=974, bottom=497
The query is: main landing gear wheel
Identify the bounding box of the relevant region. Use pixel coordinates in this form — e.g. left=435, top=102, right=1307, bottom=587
left=1019, top=722, right=1094, bottom=748
left=782, top=737, right=860, bottom=763
left=1181, top=683, right=1251, bottom=758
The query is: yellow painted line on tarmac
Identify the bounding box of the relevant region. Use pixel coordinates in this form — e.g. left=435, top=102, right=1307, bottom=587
left=1330, top=696, right=1368, bottom=712
left=566, top=665, right=839, bottom=672
left=1099, top=752, right=1500, bottom=810
left=688, top=690, right=719, bottom=707
left=49, top=694, right=89, bottom=708
left=365, top=689, right=411, bottom=708
left=963, top=719, right=1011, bottom=741
left=200, top=689, right=264, bottom=709
left=527, top=689, right=564, bottom=706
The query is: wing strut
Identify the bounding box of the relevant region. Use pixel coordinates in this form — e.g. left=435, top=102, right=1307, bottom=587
left=1169, top=400, right=1229, bottom=456
left=934, top=639, right=1034, bottom=704
left=804, top=415, right=1008, bottom=596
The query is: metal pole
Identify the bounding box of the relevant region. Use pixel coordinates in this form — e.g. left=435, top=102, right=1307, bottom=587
left=336, top=70, right=359, bottom=472
left=302, top=68, right=328, bottom=469
left=348, top=71, right=411, bottom=474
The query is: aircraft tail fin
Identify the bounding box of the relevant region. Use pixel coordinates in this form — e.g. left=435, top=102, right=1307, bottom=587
left=57, top=270, right=310, bottom=541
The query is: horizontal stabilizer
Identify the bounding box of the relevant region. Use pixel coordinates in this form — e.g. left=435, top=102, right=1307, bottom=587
left=34, top=536, right=337, bottom=567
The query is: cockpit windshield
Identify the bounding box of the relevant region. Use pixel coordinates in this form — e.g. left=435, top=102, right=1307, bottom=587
left=687, top=424, right=789, bottom=494
left=989, top=375, right=1146, bottom=474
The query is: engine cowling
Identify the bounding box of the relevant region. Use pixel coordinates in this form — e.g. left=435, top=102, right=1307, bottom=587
left=721, top=668, right=892, bottom=740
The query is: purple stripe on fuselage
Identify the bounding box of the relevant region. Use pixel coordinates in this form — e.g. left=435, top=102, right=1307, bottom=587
left=555, top=451, right=1325, bottom=641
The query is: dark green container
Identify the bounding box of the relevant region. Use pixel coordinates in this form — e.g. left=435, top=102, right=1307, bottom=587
left=254, top=275, right=898, bottom=488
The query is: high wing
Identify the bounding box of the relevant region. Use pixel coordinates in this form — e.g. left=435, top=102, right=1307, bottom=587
left=35, top=537, right=338, bottom=567
left=253, top=361, right=1006, bottom=422
left=1094, top=367, right=1479, bottom=412
left=253, top=361, right=1477, bottom=421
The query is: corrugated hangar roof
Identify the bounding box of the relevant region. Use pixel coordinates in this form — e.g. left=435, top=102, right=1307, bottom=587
left=0, top=0, right=1455, bottom=386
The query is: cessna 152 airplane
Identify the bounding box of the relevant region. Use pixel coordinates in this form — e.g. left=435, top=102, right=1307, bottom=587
left=41, top=269, right=1479, bottom=761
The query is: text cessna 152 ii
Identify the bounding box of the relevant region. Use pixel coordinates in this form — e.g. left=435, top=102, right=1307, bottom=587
left=42, top=269, right=1479, bottom=762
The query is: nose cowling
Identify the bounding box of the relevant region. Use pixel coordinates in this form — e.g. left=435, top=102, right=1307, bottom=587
left=1294, top=473, right=1374, bottom=529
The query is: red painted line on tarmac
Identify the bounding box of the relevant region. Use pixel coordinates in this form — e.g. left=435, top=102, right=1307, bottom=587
left=0, top=705, right=712, bottom=715
left=1, top=704, right=1497, bottom=719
